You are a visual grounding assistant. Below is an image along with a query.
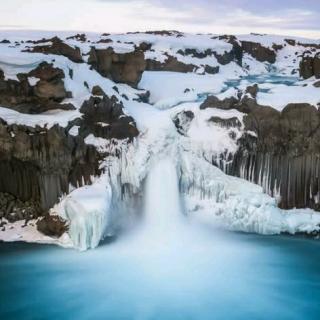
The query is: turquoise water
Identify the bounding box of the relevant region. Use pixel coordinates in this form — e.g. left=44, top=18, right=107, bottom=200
left=1, top=229, right=320, bottom=320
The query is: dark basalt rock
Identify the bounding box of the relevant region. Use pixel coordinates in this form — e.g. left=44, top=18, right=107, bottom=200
left=227, top=103, right=320, bottom=210
left=23, top=36, right=83, bottom=63
left=0, top=39, right=10, bottom=44
left=241, top=41, right=276, bottom=63
left=0, top=120, right=101, bottom=211
left=135, top=42, right=152, bottom=52
left=200, top=95, right=238, bottom=110
left=80, top=95, right=139, bottom=141
left=37, top=214, right=68, bottom=238
left=146, top=55, right=196, bottom=73
left=0, top=192, right=43, bottom=222
left=204, top=65, right=219, bottom=74
left=88, top=47, right=146, bottom=87
left=0, top=63, right=74, bottom=114
left=299, top=52, right=320, bottom=79
left=314, top=80, right=320, bottom=88
left=91, top=85, right=106, bottom=96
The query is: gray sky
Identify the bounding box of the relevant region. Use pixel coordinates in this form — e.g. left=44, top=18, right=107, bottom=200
left=1, top=0, right=319, bottom=38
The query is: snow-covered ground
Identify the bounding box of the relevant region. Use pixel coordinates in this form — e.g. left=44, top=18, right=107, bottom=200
left=0, top=30, right=320, bottom=250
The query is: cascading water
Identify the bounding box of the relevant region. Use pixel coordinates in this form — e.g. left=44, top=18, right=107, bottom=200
left=143, top=157, right=183, bottom=234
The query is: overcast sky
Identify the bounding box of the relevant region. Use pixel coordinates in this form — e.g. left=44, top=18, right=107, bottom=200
left=1, top=0, right=319, bottom=38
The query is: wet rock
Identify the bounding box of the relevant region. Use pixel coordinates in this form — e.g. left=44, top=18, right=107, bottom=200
left=23, top=36, right=83, bottom=63
left=37, top=214, right=68, bottom=238
left=88, top=47, right=146, bottom=87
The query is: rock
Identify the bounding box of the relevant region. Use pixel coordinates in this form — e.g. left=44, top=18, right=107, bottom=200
left=208, top=116, right=241, bottom=129
left=135, top=42, right=152, bottom=52
left=0, top=122, right=101, bottom=211
left=0, top=63, right=72, bottom=113
left=23, top=36, right=83, bottom=63
left=91, top=85, right=106, bottom=96
left=34, top=79, right=67, bottom=100
left=313, top=80, right=320, bottom=87
left=299, top=52, right=320, bottom=79
left=204, top=65, right=219, bottom=74
left=173, top=110, right=194, bottom=136
left=300, top=54, right=315, bottom=79
left=80, top=95, right=139, bottom=141
left=245, top=84, right=259, bottom=98
left=27, top=62, right=64, bottom=81
left=37, top=214, right=68, bottom=238
left=200, top=95, right=238, bottom=110
left=66, top=33, right=87, bottom=42
left=241, top=41, right=276, bottom=63
left=0, top=39, right=10, bottom=44
left=146, top=55, right=196, bottom=73
left=229, top=103, right=320, bottom=210
left=88, top=47, right=146, bottom=87
left=134, top=90, right=150, bottom=103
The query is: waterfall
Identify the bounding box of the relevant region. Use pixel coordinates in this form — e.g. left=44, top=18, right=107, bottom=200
left=143, top=157, right=183, bottom=235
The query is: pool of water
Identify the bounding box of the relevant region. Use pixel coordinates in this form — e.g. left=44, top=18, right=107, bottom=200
left=1, top=227, right=320, bottom=320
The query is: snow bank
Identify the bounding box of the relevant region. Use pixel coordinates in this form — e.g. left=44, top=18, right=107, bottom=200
left=53, top=177, right=112, bottom=251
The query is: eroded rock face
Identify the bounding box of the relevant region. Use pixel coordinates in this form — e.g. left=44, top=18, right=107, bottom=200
left=0, top=62, right=74, bottom=114
left=0, top=120, right=101, bottom=212
left=173, top=110, right=194, bottom=136
left=24, top=37, right=83, bottom=63
left=146, top=55, right=196, bottom=73
left=241, top=41, right=276, bottom=63
left=88, top=47, right=146, bottom=87
left=80, top=95, right=139, bottom=140
left=228, top=103, right=320, bottom=210
left=299, top=52, right=320, bottom=79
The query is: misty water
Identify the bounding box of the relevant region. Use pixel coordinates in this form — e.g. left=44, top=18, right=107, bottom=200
left=1, top=158, right=320, bottom=319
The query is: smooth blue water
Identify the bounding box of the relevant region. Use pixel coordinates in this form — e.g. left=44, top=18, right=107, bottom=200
left=1, top=229, right=320, bottom=320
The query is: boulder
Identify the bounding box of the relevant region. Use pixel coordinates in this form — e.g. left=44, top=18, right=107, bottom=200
left=146, top=55, right=196, bottom=73
left=37, top=214, right=68, bottom=238
left=91, top=85, right=106, bottom=96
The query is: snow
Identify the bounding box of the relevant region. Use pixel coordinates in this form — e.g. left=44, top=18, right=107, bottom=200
left=0, top=219, right=72, bottom=248
left=52, top=177, right=113, bottom=251
left=1, top=30, right=320, bottom=250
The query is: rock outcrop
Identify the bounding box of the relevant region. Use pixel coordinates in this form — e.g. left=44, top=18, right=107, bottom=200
left=37, top=214, right=68, bottom=238
left=0, top=120, right=101, bottom=213
left=88, top=47, right=146, bottom=87
left=228, top=103, right=320, bottom=210
left=24, top=36, right=83, bottom=63
left=80, top=95, right=139, bottom=141
left=0, top=62, right=74, bottom=114
left=299, top=52, right=320, bottom=79
left=241, top=41, right=276, bottom=63
left=146, top=55, right=197, bottom=73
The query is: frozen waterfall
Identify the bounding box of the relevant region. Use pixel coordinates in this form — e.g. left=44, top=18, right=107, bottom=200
left=143, top=157, right=183, bottom=234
